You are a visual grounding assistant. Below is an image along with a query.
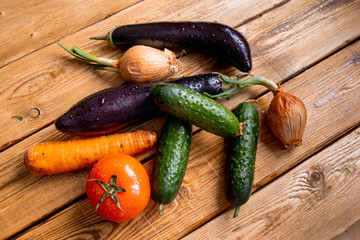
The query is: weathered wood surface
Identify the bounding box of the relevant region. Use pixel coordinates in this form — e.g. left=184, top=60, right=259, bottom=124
left=183, top=127, right=360, bottom=240
left=333, top=220, right=360, bottom=240
left=0, top=0, right=286, bottom=151
left=14, top=37, right=360, bottom=239
left=1, top=0, right=360, bottom=239
left=0, top=0, right=143, bottom=68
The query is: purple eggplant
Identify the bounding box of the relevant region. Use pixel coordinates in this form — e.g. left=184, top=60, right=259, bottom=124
left=55, top=74, right=225, bottom=136
left=90, top=22, right=252, bottom=72
left=55, top=73, right=279, bottom=136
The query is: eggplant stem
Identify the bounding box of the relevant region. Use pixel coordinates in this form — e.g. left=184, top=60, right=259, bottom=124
left=89, top=36, right=107, bottom=40
left=206, top=73, right=279, bottom=99
left=90, top=27, right=116, bottom=48
left=204, top=86, right=242, bottom=99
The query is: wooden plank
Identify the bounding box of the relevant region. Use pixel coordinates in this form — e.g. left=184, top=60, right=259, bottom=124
left=14, top=36, right=360, bottom=239
left=0, top=0, right=287, bottom=151
left=333, top=219, right=360, bottom=240
left=239, top=0, right=360, bottom=80
left=1, top=0, right=359, bottom=237
left=182, top=129, right=360, bottom=240
left=0, top=120, right=163, bottom=239
left=1, top=0, right=358, bottom=151
left=0, top=0, right=143, bottom=68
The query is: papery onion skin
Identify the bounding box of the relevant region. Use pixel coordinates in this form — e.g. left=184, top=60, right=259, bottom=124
left=116, top=45, right=179, bottom=83
left=266, top=90, right=307, bottom=148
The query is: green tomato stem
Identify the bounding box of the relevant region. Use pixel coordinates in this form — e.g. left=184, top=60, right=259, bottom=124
left=88, top=175, right=126, bottom=211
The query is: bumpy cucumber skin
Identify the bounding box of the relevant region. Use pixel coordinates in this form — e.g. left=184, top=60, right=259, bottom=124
left=225, top=102, right=259, bottom=212
left=151, top=116, right=192, bottom=206
left=150, top=84, right=240, bottom=137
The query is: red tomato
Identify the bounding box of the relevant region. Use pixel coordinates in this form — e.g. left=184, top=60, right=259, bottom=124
left=86, top=154, right=150, bottom=223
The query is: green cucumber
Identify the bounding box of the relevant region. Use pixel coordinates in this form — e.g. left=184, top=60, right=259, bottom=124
left=151, top=116, right=192, bottom=215
left=150, top=84, right=240, bottom=137
left=225, top=102, right=259, bottom=218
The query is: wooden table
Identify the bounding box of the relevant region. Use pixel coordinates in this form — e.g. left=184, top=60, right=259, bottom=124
left=1, top=0, right=359, bottom=239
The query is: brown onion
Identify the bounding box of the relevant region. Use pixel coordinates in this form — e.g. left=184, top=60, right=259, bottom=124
left=58, top=43, right=178, bottom=83
left=266, top=90, right=307, bottom=148
left=204, top=74, right=307, bottom=148
left=114, top=45, right=178, bottom=83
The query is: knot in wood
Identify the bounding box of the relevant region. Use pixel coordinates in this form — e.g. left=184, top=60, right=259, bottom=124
left=27, top=107, right=41, bottom=118
left=311, top=172, right=321, bottom=182
left=309, top=170, right=324, bottom=187
left=178, top=187, right=189, bottom=199
left=353, top=54, right=360, bottom=63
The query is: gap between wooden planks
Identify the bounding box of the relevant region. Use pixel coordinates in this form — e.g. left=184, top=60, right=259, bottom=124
left=0, top=0, right=287, bottom=151
left=5, top=0, right=360, bottom=237
left=0, top=0, right=143, bottom=68
left=183, top=127, right=360, bottom=240
left=1, top=0, right=359, bottom=238
left=2, top=0, right=358, bottom=151
left=13, top=37, right=360, bottom=239
left=333, top=219, right=360, bottom=240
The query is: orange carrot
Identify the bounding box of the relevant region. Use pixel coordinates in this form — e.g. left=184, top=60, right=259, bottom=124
left=25, top=130, right=157, bottom=175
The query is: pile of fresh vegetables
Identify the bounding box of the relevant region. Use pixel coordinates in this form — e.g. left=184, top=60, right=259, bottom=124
left=25, top=21, right=307, bottom=222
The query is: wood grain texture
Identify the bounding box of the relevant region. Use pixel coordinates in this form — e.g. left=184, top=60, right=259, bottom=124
left=0, top=0, right=142, bottom=68
left=0, top=0, right=288, bottom=150
left=240, top=0, right=360, bottom=79
left=0, top=120, right=161, bottom=239
left=183, top=128, right=360, bottom=240
left=333, top=219, right=360, bottom=240
left=14, top=37, right=360, bottom=240
left=1, top=0, right=359, bottom=238
left=1, top=0, right=358, bottom=151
